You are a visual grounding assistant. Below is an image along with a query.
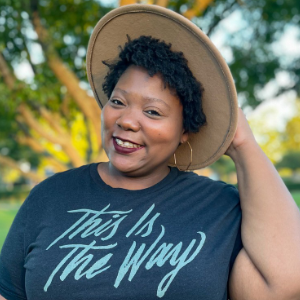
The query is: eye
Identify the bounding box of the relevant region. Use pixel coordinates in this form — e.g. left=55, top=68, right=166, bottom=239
left=145, top=110, right=161, bottom=117
left=109, top=99, right=124, bottom=106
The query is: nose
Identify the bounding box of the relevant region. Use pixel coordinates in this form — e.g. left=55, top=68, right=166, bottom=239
left=116, top=109, right=141, bottom=132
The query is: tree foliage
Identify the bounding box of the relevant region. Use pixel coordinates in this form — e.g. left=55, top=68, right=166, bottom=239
left=276, top=151, right=300, bottom=171
left=282, top=109, right=300, bottom=152
left=199, top=0, right=300, bottom=107
left=0, top=0, right=299, bottom=183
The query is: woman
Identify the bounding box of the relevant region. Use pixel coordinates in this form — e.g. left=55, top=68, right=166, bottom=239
left=1, top=4, right=300, bottom=300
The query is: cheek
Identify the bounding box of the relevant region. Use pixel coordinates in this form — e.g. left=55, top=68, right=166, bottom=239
left=101, top=106, right=115, bottom=143
left=146, top=120, right=183, bottom=146
left=102, top=106, right=115, bottom=129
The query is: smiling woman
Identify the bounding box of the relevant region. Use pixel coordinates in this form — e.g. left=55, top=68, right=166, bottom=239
left=100, top=65, right=189, bottom=187
left=97, top=34, right=207, bottom=188
left=1, top=4, right=300, bottom=300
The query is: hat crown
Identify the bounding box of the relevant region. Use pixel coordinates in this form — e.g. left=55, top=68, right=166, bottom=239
left=86, top=4, right=238, bottom=170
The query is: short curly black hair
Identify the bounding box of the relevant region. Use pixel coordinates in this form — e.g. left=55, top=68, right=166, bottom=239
left=102, top=35, right=206, bottom=133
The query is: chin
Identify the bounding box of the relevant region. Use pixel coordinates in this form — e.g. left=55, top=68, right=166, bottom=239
left=109, top=156, right=145, bottom=175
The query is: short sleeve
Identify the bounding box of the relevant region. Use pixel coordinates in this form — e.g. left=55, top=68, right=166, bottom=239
left=0, top=197, right=28, bottom=300
left=226, top=184, right=243, bottom=274
left=229, top=219, right=243, bottom=273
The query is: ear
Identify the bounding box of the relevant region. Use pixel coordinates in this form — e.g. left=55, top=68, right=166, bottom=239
left=180, top=130, right=189, bottom=144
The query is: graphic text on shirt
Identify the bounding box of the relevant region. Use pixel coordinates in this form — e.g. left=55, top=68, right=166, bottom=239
left=43, top=204, right=206, bottom=298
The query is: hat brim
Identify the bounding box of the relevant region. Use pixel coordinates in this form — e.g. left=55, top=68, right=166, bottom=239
left=86, top=4, right=238, bottom=170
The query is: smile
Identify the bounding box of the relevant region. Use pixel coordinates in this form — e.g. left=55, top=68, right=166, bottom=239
left=115, top=138, right=142, bottom=149
left=113, top=137, right=144, bottom=154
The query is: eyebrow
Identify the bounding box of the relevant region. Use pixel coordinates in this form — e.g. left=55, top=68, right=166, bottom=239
left=114, top=88, right=170, bottom=109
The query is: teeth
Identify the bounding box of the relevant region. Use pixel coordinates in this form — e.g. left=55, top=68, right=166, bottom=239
left=115, top=138, right=141, bottom=148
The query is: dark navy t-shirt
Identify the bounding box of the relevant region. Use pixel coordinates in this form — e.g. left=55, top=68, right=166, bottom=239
left=0, top=163, right=242, bottom=300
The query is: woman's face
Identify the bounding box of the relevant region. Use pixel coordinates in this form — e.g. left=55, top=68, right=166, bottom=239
left=101, top=65, right=188, bottom=176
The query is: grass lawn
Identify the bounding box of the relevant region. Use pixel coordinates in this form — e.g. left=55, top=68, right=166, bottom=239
left=0, top=208, right=20, bottom=250
left=293, top=191, right=300, bottom=207
left=1, top=192, right=300, bottom=251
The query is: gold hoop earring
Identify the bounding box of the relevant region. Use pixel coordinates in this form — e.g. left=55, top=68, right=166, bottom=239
left=186, top=141, right=193, bottom=170
left=173, top=141, right=192, bottom=171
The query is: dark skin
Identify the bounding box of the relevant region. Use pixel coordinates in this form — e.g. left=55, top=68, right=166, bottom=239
left=98, top=65, right=188, bottom=190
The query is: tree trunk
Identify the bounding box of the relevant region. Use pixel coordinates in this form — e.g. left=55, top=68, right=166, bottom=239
left=120, top=0, right=138, bottom=5
left=31, top=11, right=102, bottom=149
left=1, top=50, right=85, bottom=170
left=184, top=0, right=215, bottom=19
left=18, top=104, right=86, bottom=168
left=0, top=155, right=45, bottom=182
left=0, top=52, right=15, bottom=89
left=155, top=0, right=169, bottom=7
left=17, top=136, right=68, bottom=172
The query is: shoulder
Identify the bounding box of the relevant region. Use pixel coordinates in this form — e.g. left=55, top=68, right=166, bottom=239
left=18, top=164, right=95, bottom=222
left=25, top=163, right=94, bottom=207
left=172, top=168, right=240, bottom=206
left=175, top=168, right=238, bottom=193
left=31, top=163, right=92, bottom=193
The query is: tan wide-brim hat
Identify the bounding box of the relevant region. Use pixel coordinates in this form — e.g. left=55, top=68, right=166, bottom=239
left=86, top=4, right=238, bottom=170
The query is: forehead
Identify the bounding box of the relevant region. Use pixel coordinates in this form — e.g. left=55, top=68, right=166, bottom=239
left=114, top=65, right=181, bottom=107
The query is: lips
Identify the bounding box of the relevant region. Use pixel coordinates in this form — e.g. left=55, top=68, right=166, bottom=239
left=115, top=138, right=142, bottom=148
left=112, top=137, right=144, bottom=154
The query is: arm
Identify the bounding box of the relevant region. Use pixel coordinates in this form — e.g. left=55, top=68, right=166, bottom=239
left=0, top=295, right=7, bottom=300
left=227, top=108, right=300, bottom=300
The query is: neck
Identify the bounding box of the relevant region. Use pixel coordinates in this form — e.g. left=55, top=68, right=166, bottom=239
left=97, top=162, right=170, bottom=190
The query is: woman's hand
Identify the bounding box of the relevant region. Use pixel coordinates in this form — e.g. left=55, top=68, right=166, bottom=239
left=225, top=107, right=258, bottom=160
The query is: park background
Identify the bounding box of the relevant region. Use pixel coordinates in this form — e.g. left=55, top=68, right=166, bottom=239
left=0, top=0, right=300, bottom=250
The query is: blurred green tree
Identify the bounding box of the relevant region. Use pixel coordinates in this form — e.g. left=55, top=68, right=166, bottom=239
left=281, top=104, right=300, bottom=152
left=0, top=0, right=299, bottom=182
left=210, top=156, right=236, bottom=182
left=276, top=151, right=300, bottom=178
left=0, top=0, right=113, bottom=182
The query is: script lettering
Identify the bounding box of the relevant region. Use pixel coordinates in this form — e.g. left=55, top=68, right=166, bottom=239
left=44, top=204, right=206, bottom=298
